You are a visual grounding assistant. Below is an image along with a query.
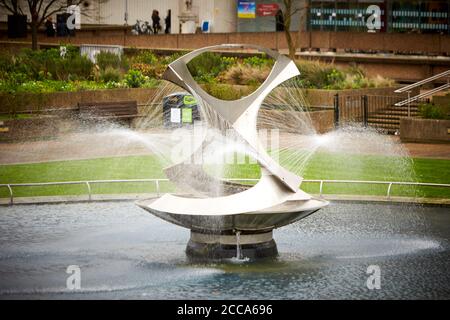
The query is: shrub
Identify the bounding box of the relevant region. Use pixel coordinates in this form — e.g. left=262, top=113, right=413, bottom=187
left=202, top=83, right=255, bottom=100
left=96, top=51, right=121, bottom=70
left=221, top=56, right=238, bottom=66
left=187, top=52, right=236, bottom=83
left=295, top=59, right=335, bottom=88
left=0, top=53, right=14, bottom=76
left=187, top=52, right=223, bottom=78
left=100, top=67, right=122, bottom=83
left=7, top=72, right=28, bottom=85
left=140, top=77, right=160, bottom=88
left=218, top=64, right=271, bottom=86
left=243, top=54, right=273, bottom=68
left=133, top=51, right=158, bottom=65
left=15, top=48, right=58, bottom=79
left=124, top=69, right=146, bottom=88
left=418, top=103, right=449, bottom=120
left=131, top=62, right=165, bottom=78
left=294, top=59, right=395, bottom=90
left=130, top=62, right=152, bottom=76
left=324, top=69, right=345, bottom=89
left=161, top=51, right=187, bottom=65
left=13, top=47, right=93, bottom=81
left=62, top=54, right=94, bottom=80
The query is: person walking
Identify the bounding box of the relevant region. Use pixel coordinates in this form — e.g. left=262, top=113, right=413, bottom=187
left=152, top=10, right=161, bottom=34
left=275, top=9, right=285, bottom=31
left=164, top=10, right=171, bottom=34
left=45, top=17, right=56, bottom=37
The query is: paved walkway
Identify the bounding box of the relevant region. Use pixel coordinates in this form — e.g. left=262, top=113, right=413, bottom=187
left=0, top=130, right=449, bottom=165
left=399, top=140, right=450, bottom=159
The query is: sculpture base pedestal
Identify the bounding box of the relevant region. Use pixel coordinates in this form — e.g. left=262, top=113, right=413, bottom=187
left=185, top=230, right=278, bottom=260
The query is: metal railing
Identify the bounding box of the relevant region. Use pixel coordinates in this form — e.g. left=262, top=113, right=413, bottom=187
left=394, top=70, right=450, bottom=113
left=1, top=178, right=449, bottom=205
left=394, top=83, right=450, bottom=107
left=395, top=70, right=450, bottom=94
left=0, top=179, right=166, bottom=205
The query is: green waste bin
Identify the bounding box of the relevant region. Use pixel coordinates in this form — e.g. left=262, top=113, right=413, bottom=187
left=163, top=92, right=199, bottom=127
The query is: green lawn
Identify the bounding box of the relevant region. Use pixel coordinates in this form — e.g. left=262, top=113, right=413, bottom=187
left=0, top=153, right=449, bottom=199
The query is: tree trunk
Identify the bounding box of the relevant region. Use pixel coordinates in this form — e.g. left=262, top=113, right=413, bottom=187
left=31, top=20, right=38, bottom=50
left=282, top=0, right=296, bottom=60
left=31, top=11, right=39, bottom=50
left=285, top=30, right=296, bottom=60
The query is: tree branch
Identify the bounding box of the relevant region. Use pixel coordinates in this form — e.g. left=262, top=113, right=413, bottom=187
left=0, top=0, right=21, bottom=15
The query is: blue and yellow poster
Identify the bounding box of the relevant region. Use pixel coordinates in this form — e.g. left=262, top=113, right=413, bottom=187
left=238, top=1, right=256, bottom=19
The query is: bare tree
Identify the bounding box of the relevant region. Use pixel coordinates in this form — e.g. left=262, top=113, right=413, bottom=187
left=281, top=0, right=308, bottom=60
left=0, top=0, right=95, bottom=50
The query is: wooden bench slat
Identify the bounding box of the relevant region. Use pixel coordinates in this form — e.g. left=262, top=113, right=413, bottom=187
left=78, top=101, right=138, bottom=123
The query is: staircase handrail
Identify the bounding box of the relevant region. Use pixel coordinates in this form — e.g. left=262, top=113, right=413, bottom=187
left=394, top=83, right=450, bottom=107
left=395, top=70, right=450, bottom=93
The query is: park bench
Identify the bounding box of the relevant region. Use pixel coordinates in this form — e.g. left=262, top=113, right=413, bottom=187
left=77, top=100, right=138, bottom=125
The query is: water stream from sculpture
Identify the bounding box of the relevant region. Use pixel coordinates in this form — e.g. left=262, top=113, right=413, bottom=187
left=120, top=78, right=416, bottom=195
left=25, top=76, right=415, bottom=201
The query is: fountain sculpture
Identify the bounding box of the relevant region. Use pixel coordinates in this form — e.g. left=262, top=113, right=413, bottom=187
left=137, top=44, right=328, bottom=259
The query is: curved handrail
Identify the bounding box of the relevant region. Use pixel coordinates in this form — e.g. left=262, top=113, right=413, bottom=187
left=1, top=178, right=448, bottom=205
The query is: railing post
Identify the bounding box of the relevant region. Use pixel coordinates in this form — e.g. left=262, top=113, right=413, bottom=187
left=334, top=94, right=339, bottom=128
left=155, top=180, right=160, bottom=196
left=7, top=184, right=13, bottom=205
left=85, top=182, right=92, bottom=201
left=387, top=182, right=393, bottom=199
left=362, top=95, right=368, bottom=127
left=407, top=91, right=411, bottom=117
left=319, top=180, right=324, bottom=197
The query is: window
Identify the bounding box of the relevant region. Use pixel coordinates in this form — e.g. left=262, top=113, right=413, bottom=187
left=308, top=0, right=449, bottom=34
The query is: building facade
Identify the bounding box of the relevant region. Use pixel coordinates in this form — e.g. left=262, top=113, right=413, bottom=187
left=308, top=0, right=449, bottom=34
left=0, top=0, right=238, bottom=34
left=237, top=0, right=449, bottom=34
left=1, top=0, right=448, bottom=34
left=89, top=0, right=237, bottom=34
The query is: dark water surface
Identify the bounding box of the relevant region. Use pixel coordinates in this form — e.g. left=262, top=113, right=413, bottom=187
left=0, top=201, right=449, bottom=299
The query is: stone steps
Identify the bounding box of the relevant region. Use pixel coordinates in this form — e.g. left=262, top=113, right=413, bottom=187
left=367, top=104, right=421, bottom=132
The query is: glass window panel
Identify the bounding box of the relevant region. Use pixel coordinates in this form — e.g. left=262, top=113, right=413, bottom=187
left=308, top=0, right=449, bottom=34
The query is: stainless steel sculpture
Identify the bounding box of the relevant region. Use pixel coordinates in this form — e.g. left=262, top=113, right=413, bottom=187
left=137, top=44, right=328, bottom=259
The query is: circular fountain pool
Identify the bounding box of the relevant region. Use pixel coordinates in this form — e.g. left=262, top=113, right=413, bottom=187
left=0, top=201, right=449, bottom=299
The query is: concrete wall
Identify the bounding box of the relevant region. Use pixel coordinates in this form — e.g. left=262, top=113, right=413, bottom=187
left=400, top=118, right=450, bottom=143
left=308, top=109, right=334, bottom=133
left=0, top=88, right=159, bottom=113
